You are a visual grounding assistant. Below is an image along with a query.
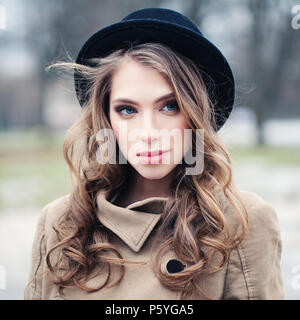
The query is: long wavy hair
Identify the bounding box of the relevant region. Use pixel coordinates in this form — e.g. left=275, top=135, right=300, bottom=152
left=45, top=42, right=248, bottom=300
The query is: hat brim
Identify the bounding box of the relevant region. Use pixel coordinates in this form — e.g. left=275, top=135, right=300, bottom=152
left=75, top=19, right=235, bottom=130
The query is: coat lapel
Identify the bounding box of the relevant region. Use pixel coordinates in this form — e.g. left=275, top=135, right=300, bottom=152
left=96, top=190, right=168, bottom=252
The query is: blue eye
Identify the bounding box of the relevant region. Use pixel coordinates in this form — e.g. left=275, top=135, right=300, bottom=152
left=114, top=100, right=179, bottom=117
left=115, top=106, right=136, bottom=115
left=161, top=101, right=179, bottom=113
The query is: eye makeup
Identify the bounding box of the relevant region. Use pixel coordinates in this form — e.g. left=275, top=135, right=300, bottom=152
left=114, top=99, right=180, bottom=117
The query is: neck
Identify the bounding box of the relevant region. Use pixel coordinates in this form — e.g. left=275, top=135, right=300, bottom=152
left=128, top=168, right=177, bottom=199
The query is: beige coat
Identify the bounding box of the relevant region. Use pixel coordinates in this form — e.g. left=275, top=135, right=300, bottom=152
left=24, top=189, right=285, bottom=300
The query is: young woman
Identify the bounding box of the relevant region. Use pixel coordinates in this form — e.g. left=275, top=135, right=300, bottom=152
left=24, top=7, right=284, bottom=300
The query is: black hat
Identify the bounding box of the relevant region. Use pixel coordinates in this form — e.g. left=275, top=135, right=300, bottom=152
left=75, top=7, right=235, bottom=131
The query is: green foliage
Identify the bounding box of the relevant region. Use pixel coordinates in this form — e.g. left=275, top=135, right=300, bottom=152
left=229, top=146, right=300, bottom=166
left=0, top=129, right=69, bottom=211
left=1, top=130, right=300, bottom=213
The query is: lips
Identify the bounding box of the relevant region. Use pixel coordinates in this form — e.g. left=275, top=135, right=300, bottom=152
left=137, top=150, right=168, bottom=157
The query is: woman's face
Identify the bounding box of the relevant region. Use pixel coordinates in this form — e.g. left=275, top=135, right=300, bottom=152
left=109, top=56, right=191, bottom=180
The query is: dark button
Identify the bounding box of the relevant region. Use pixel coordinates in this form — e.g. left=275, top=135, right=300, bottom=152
left=166, top=259, right=185, bottom=273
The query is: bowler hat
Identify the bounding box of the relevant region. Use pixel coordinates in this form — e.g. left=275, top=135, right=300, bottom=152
left=75, top=7, right=235, bottom=130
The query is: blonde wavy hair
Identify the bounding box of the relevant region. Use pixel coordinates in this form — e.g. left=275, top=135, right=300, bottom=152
left=45, top=42, right=248, bottom=300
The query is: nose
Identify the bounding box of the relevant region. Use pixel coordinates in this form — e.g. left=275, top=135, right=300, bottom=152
left=140, top=128, right=160, bottom=144
left=139, top=113, right=160, bottom=144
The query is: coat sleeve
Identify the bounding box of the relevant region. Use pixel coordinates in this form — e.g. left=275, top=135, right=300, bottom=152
left=24, top=204, right=48, bottom=300
left=223, top=199, right=285, bottom=300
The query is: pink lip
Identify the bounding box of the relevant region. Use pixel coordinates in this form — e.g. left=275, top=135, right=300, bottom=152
left=137, top=150, right=168, bottom=157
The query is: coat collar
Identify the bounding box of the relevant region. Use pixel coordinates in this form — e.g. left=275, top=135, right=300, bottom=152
left=96, top=190, right=169, bottom=252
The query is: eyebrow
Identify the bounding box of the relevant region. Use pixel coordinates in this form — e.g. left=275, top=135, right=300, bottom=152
left=111, top=92, right=175, bottom=106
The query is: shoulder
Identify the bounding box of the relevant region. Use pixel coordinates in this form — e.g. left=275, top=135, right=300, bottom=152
left=36, top=194, right=72, bottom=240
left=222, top=189, right=281, bottom=237
left=223, top=190, right=284, bottom=299
left=25, top=194, right=72, bottom=299
left=234, top=189, right=282, bottom=254
left=242, top=190, right=281, bottom=242
left=223, top=189, right=282, bottom=261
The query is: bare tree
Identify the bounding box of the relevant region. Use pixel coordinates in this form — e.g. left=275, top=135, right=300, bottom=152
left=181, top=0, right=300, bottom=145
left=246, top=0, right=299, bottom=144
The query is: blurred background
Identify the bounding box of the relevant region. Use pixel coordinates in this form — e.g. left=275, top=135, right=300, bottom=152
left=0, top=0, right=299, bottom=299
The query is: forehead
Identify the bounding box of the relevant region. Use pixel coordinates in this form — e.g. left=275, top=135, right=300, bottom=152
left=110, top=57, right=173, bottom=99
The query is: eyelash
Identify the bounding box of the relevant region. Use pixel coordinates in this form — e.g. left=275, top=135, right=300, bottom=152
left=114, top=100, right=179, bottom=117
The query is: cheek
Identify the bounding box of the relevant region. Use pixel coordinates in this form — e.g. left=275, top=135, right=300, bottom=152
left=173, top=116, right=190, bottom=141
left=172, top=117, right=191, bottom=158
left=109, top=115, right=123, bottom=155
left=110, top=112, right=122, bottom=142
left=110, top=118, right=132, bottom=154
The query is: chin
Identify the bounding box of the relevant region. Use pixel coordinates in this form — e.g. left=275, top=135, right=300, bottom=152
left=130, top=163, right=176, bottom=180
